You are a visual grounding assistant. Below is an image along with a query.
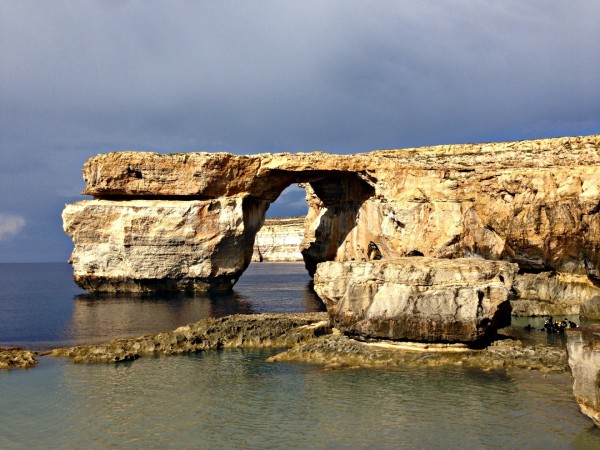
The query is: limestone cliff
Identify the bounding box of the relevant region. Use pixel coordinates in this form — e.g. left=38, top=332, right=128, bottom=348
left=567, top=326, right=600, bottom=427
left=64, top=134, right=600, bottom=318
left=252, top=217, right=304, bottom=262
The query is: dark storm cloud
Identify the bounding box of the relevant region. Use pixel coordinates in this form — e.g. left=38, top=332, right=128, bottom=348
left=0, top=0, right=599, bottom=261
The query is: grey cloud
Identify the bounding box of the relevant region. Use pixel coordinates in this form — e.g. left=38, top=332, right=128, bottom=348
left=0, top=213, right=25, bottom=241
left=0, top=0, right=598, bottom=261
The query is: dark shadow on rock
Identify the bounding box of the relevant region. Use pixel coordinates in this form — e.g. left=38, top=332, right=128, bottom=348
left=302, top=172, right=375, bottom=276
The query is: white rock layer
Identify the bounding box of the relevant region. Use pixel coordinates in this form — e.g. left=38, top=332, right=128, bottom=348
left=314, top=258, right=517, bottom=342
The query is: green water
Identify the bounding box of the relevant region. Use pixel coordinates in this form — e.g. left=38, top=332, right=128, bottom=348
left=2, top=263, right=600, bottom=448
left=2, top=349, right=599, bottom=449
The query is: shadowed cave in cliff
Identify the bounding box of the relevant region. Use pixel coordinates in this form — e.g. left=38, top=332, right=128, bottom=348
left=244, top=170, right=376, bottom=278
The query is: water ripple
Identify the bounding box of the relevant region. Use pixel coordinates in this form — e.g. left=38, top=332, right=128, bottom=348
left=3, top=351, right=598, bottom=449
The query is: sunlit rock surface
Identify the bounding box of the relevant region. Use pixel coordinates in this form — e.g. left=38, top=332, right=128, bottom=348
left=314, top=258, right=516, bottom=342
left=64, top=134, right=600, bottom=312
left=252, top=217, right=304, bottom=262
left=0, top=347, right=38, bottom=370
left=567, top=325, right=600, bottom=427
left=512, top=273, right=600, bottom=318
left=63, top=198, right=267, bottom=291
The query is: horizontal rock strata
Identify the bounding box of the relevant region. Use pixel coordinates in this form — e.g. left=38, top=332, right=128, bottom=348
left=566, top=325, right=600, bottom=427
left=63, top=198, right=268, bottom=291
left=64, top=135, right=600, bottom=319
left=512, top=273, right=600, bottom=317
left=314, top=258, right=516, bottom=342
left=252, top=217, right=304, bottom=262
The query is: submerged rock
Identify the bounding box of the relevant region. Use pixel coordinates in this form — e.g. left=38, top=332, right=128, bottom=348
left=4, top=313, right=569, bottom=375
left=314, top=258, right=516, bottom=342
left=566, top=325, right=600, bottom=427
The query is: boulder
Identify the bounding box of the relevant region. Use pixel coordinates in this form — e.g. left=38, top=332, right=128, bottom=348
left=313, top=258, right=516, bottom=342
left=566, top=325, right=600, bottom=427
left=0, top=347, right=38, bottom=370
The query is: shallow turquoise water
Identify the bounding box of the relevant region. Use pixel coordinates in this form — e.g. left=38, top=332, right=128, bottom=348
left=2, top=263, right=600, bottom=448
left=2, top=350, right=599, bottom=449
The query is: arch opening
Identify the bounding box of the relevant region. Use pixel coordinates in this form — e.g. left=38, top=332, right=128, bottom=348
left=251, top=184, right=308, bottom=263
left=242, top=170, right=376, bottom=278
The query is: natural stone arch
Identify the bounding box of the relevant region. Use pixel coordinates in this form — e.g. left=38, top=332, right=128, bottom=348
left=64, top=134, right=600, bottom=317
left=242, top=169, right=376, bottom=277
left=63, top=156, right=377, bottom=292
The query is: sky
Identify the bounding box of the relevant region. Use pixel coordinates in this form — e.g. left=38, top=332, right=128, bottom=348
left=1, top=0, right=599, bottom=263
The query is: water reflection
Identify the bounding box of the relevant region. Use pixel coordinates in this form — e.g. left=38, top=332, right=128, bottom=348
left=501, top=315, right=599, bottom=348
left=63, top=263, right=325, bottom=346
left=65, top=291, right=256, bottom=345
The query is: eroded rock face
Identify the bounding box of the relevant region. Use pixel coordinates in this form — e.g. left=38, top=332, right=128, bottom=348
left=512, top=273, right=600, bottom=318
left=64, top=134, right=600, bottom=307
left=63, top=198, right=268, bottom=291
left=313, top=258, right=516, bottom=342
left=252, top=217, right=304, bottom=262
left=566, top=325, right=600, bottom=427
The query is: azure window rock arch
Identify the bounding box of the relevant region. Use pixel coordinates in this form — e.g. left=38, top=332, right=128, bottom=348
left=63, top=136, right=600, bottom=324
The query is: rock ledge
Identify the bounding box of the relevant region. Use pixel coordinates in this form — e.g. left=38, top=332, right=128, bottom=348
left=0, top=347, right=38, bottom=369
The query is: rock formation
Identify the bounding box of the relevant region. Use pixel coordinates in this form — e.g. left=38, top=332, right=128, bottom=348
left=512, top=273, right=600, bottom=317
left=270, top=329, right=569, bottom=372
left=567, top=325, right=600, bottom=427
left=51, top=312, right=568, bottom=372
left=314, top=258, right=515, bottom=342
left=252, top=217, right=304, bottom=262
left=3, top=313, right=567, bottom=373
left=51, top=313, right=330, bottom=363
left=63, top=134, right=600, bottom=318
left=63, top=198, right=265, bottom=291
left=0, top=347, right=38, bottom=369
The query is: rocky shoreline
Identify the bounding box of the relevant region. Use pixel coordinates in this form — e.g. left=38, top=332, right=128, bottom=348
left=269, top=331, right=568, bottom=372
left=0, top=313, right=568, bottom=373
left=50, top=312, right=331, bottom=363
left=0, top=347, right=38, bottom=369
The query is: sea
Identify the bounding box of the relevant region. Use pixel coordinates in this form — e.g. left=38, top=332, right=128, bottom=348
left=1, top=262, right=600, bottom=449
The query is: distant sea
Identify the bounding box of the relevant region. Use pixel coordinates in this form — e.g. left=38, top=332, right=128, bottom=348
left=1, top=263, right=600, bottom=449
